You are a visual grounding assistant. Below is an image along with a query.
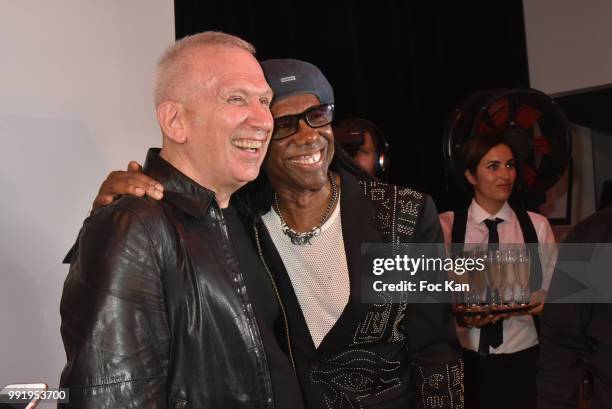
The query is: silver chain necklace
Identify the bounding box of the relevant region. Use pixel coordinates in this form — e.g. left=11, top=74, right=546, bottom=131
left=273, top=172, right=338, bottom=245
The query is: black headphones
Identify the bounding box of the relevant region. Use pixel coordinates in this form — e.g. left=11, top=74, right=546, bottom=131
left=368, top=120, right=390, bottom=178
left=336, top=118, right=390, bottom=179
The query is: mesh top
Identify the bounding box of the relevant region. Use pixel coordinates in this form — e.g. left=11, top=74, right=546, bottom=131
left=262, top=199, right=350, bottom=348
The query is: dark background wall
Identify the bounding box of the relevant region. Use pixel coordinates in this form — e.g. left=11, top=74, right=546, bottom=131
left=174, top=0, right=530, bottom=210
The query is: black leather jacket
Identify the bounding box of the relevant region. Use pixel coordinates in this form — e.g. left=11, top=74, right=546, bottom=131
left=59, top=148, right=277, bottom=408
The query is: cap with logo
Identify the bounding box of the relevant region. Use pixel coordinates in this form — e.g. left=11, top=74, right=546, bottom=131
left=260, top=59, right=334, bottom=105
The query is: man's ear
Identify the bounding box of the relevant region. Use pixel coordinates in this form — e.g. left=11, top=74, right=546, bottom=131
left=465, top=169, right=477, bottom=186
left=157, top=101, right=187, bottom=144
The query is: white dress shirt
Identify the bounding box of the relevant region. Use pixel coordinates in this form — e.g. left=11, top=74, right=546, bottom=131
left=439, top=199, right=557, bottom=354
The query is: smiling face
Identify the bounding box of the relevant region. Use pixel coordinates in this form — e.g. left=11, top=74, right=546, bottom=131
left=265, top=93, right=334, bottom=193
left=465, top=143, right=516, bottom=206
left=181, top=46, right=274, bottom=193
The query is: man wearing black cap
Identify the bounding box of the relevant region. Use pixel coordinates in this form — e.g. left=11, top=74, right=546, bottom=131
left=91, top=57, right=463, bottom=408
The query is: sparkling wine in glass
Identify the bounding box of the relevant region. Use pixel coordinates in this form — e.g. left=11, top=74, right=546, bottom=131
left=471, top=250, right=488, bottom=307
left=485, top=249, right=502, bottom=307
left=500, top=248, right=518, bottom=306
left=451, top=251, right=470, bottom=309
left=516, top=247, right=531, bottom=304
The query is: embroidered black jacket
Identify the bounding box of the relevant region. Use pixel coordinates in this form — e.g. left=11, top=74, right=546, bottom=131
left=250, top=165, right=465, bottom=409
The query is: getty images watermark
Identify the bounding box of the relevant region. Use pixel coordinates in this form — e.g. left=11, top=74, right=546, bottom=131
left=371, top=254, right=484, bottom=292
left=359, top=243, right=612, bottom=304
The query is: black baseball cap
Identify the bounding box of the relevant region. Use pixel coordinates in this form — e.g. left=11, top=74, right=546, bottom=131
left=260, top=59, right=334, bottom=105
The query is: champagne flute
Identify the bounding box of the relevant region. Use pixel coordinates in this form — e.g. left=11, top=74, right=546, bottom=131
left=471, top=249, right=488, bottom=308
left=516, top=247, right=531, bottom=304
left=451, top=251, right=469, bottom=310
left=500, top=248, right=518, bottom=306
left=461, top=250, right=482, bottom=309
left=485, top=249, right=502, bottom=308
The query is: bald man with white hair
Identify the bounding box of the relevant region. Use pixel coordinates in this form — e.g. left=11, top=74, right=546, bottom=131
left=59, top=32, right=304, bottom=409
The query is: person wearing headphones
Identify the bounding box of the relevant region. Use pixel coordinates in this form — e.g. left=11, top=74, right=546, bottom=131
left=334, top=118, right=389, bottom=179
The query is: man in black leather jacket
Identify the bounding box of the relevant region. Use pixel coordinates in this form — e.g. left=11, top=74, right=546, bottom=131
left=59, top=32, right=304, bottom=408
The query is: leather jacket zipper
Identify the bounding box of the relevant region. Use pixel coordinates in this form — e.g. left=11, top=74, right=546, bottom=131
left=214, top=204, right=276, bottom=406
left=253, top=222, right=297, bottom=371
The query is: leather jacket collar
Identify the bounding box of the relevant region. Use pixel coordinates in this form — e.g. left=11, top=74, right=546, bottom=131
left=143, top=148, right=215, bottom=218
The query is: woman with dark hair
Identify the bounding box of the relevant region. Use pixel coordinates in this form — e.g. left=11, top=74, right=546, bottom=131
left=438, top=130, right=557, bottom=409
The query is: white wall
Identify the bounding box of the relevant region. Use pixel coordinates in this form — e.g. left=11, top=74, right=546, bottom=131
left=569, top=124, right=597, bottom=223
left=523, top=0, right=612, bottom=94
left=0, top=1, right=174, bottom=388
left=524, top=0, right=612, bottom=232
